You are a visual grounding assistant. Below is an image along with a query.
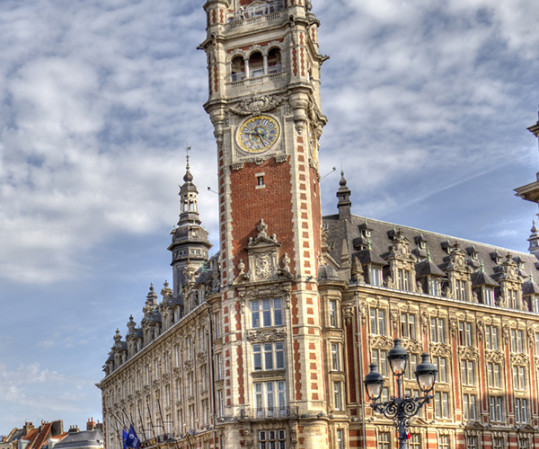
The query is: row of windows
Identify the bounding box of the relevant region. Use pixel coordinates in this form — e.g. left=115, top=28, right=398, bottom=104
left=369, top=308, right=530, bottom=353
left=378, top=433, right=527, bottom=449
left=231, top=49, right=282, bottom=81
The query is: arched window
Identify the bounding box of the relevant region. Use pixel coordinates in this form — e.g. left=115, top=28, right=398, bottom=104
left=231, top=55, right=246, bottom=81
left=267, top=48, right=282, bottom=74
left=249, top=52, right=264, bottom=78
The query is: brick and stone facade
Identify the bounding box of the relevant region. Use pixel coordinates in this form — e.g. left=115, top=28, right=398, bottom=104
left=98, top=2, right=539, bottom=449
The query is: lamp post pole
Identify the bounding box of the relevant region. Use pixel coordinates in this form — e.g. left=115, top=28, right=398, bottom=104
left=364, top=339, right=438, bottom=449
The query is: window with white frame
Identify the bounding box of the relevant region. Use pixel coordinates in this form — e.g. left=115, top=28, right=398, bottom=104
left=484, top=288, right=495, bottom=306
left=535, top=332, right=539, bottom=354
left=455, top=279, right=466, bottom=300
left=254, top=381, right=286, bottom=416
left=253, top=342, right=285, bottom=371
left=217, top=390, right=223, bottom=418
left=458, top=322, right=473, bottom=346
left=512, top=365, right=526, bottom=390
left=435, top=391, right=450, bottom=418
left=487, top=362, right=502, bottom=388
left=333, top=381, right=343, bottom=410
left=400, top=313, right=416, bottom=339
left=404, top=353, right=419, bottom=381
left=438, top=434, right=450, bottom=449
left=378, top=432, right=390, bottom=449
left=329, top=300, right=338, bottom=327
left=433, top=356, right=448, bottom=383
left=517, top=437, right=529, bottom=449
left=430, top=317, right=446, bottom=343
left=251, top=299, right=283, bottom=328
left=515, top=398, right=528, bottom=423
left=463, top=393, right=477, bottom=420
left=258, top=430, right=286, bottom=449
left=429, top=278, right=440, bottom=296
left=369, top=308, right=386, bottom=335
left=372, top=349, right=388, bottom=377
left=397, top=269, right=411, bottom=291
left=511, top=329, right=524, bottom=353
left=409, top=434, right=421, bottom=449
left=532, top=297, right=539, bottom=313
left=489, top=396, right=503, bottom=422
left=485, top=325, right=499, bottom=350
left=336, top=429, right=344, bottom=449
left=461, top=360, right=475, bottom=386
left=466, top=436, right=478, bottom=449
left=508, top=289, right=519, bottom=309
left=493, top=437, right=504, bottom=449
left=216, top=352, right=223, bottom=380
left=370, top=267, right=382, bottom=286
left=331, top=343, right=341, bottom=371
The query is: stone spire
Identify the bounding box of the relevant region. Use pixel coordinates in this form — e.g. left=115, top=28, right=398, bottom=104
left=528, top=217, right=539, bottom=259
left=337, top=171, right=352, bottom=221
left=168, top=149, right=212, bottom=295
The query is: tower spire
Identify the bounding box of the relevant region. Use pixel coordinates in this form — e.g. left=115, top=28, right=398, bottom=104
left=528, top=216, right=539, bottom=259
left=337, top=171, right=352, bottom=221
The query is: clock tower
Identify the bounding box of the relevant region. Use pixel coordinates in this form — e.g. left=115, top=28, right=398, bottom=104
left=200, top=1, right=331, bottom=448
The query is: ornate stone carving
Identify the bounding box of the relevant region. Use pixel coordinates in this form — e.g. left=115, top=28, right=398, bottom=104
left=459, top=346, right=479, bottom=360
left=184, top=360, right=193, bottom=372
left=229, top=94, right=284, bottom=116
left=197, top=352, right=208, bottom=364
left=246, top=328, right=287, bottom=343
left=401, top=339, right=423, bottom=354
left=476, top=319, right=484, bottom=341
left=430, top=342, right=451, bottom=357
left=511, top=352, right=529, bottom=366
left=449, top=317, right=458, bottom=337
left=369, top=335, right=394, bottom=350
left=485, top=350, right=505, bottom=363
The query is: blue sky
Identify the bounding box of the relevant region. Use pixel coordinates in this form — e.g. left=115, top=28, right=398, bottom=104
left=0, top=0, right=538, bottom=434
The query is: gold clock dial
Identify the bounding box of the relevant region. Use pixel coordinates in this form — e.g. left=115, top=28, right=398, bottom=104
left=237, top=115, right=280, bottom=153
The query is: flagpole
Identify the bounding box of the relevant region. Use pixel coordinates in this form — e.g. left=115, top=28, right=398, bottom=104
left=137, top=402, right=148, bottom=443
left=146, top=396, right=157, bottom=440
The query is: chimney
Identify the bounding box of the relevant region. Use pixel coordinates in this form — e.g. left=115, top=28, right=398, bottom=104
left=51, top=421, right=64, bottom=436
left=86, top=419, right=96, bottom=431
left=68, top=426, right=79, bottom=433
left=24, top=423, right=35, bottom=435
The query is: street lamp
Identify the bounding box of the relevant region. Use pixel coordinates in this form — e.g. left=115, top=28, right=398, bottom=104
left=364, top=339, right=437, bottom=449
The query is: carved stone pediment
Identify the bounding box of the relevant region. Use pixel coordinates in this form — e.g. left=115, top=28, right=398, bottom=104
left=247, top=328, right=287, bottom=343
left=401, top=339, right=423, bottom=354
left=369, top=335, right=394, bottom=350
left=511, top=352, right=529, bottom=366
left=485, top=350, right=504, bottom=363
left=229, top=95, right=284, bottom=116
left=430, top=342, right=451, bottom=357
left=459, top=346, right=479, bottom=360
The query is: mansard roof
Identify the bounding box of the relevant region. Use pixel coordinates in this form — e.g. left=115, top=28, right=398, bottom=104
left=323, top=214, right=539, bottom=285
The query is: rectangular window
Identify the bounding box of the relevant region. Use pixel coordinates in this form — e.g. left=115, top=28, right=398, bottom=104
left=438, top=435, right=450, bottom=449
left=456, top=279, right=466, bottom=300
left=515, top=398, right=528, bottom=423
left=429, top=278, right=440, bottom=296
left=484, top=288, right=495, bottom=306
left=463, top=393, right=477, bottom=420
left=216, top=353, right=223, bottom=380
left=251, top=299, right=283, bottom=328
left=461, top=360, right=475, bottom=386
left=370, top=267, right=382, bottom=286
left=509, top=289, right=518, bottom=309
left=372, top=349, right=388, bottom=377
left=217, top=390, right=223, bottom=418
left=400, top=313, right=416, bottom=339
left=378, top=432, right=390, bottom=449
left=458, top=322, right=473, bottom=346
left=493, top=437, right=504, bottom=449
left=254, top=381, right=286, bottom=417
left=329, top=300, right=338, bottom=327
left=214, top=311, right=222, bottom=339
left=333, top=382, right=343, bottom=410
left=435, top=391, right=450, bottom=418
left=409, top=434, right=421, bottom=449
left=513, top=366, right=526, bottom=390
left=336, top=429, right=344, bottom=449
left=518, top=439, right=529, bottom=449
left=485, top=325, right=499, bottom=350
left=405, top=353, right=419, bottom=381
left=430, top=317, right=446, bottom=343
left=331, top=343, right=340, bottom=371
left=433, top=356, right=448, bottom=383
left=466, top=436, right=478, bottom=449
left=511, top=329, right=524, bottom=353
left=398, top=269, right=410, bottom=291
left=253, top=342, right=285, bottom=371
left=258, top=430, right=286, bottom=449
left=535, top=332, right=539, bottom=354
left=489, top=396, right=503, bottom=422
left=487, top=362, right=502, bottom=388
left=369, top=308, right=386, bottom=335
left=533, top=297, right=539, bottom=313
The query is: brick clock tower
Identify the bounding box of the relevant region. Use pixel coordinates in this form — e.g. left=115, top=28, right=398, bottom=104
left=200, top=0, right=333, bottom=448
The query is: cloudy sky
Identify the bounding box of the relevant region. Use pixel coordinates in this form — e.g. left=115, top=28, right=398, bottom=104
left=1, top=0, right=538, bottom=434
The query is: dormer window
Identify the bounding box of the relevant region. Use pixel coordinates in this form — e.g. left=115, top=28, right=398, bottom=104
left=398, top=269, right=411, bottom=291
left=456, top=279, right=467, bottom=300
left=484, top=288, right=495, bottom=306
left=370, top=266, right=382, bottom=286
left=429, top=278, right=440, bottom=296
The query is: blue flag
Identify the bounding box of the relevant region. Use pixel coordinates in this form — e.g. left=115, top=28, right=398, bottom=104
left=122, top=429, right=128, bottom=449
left=126, top=425, right=141, bottom=449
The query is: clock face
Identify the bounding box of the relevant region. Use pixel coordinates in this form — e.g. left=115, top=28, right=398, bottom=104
left=237, top=115, right=280, bottom=153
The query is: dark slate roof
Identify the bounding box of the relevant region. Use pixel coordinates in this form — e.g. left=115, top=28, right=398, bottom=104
left=415, top=259, right=446, bottom=278
left=323, top=214, right=539, bottom=284
left=471, top=270, right=499, bottom=287
left=53, top=431, right=104, bottom=449
left=523, top=277, right=539, bottom=295
left=318, top=264, right=340, bottom=281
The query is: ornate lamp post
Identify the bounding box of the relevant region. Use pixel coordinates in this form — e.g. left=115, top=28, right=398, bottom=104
left=364, top=339, right=437, bottom=449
